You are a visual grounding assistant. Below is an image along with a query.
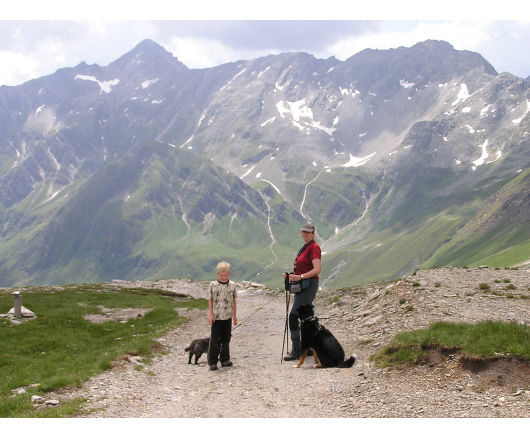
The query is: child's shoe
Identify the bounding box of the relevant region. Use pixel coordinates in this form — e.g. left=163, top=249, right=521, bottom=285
left=209, top=364, right=218, bottom=371
left=221, top=361, right=233, bottom=367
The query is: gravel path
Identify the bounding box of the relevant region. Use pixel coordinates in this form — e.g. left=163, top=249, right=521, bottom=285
left=55, top=268, right=529, bottom=417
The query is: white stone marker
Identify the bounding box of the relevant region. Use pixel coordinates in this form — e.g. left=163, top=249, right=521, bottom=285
left=12, top=291, right=22, bottom=318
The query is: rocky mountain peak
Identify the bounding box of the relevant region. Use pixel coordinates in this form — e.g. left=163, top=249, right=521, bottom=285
left=108, top=38, right=188, bottom=76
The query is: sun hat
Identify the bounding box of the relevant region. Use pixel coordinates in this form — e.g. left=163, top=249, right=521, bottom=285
left=300, top=223, right=315, bottom=233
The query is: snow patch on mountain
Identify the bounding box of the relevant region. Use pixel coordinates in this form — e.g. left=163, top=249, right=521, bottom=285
left=452, top=84, right=469, bottom=106
left=220, top=68, right=248, bottom=91
left=179, top=135, right=194, bottom=148
left=512, top=100, right=530, bottom=125
left=240, top=165, right=256, bottom=179
left=197, top=112, right=207, bottom=128
left=261, top=117, right=276, bottom=127
left=472, top=139, right=489, bottom=169
left=339, top=87, right=360, bottom=97
left=309, top=120, right=336, bottom=136
left=141, top=78, right=159, bottom=89
left=341, top=152, right=376, bottom=168
left=399, top=79, right=414, bottom=89
left=75, top=75, right=120, bottom=94
left=257, top=66, right=271, bottom=78
left=276, top=99, right=313, bottom=121
left=276, top=99, right=336, bottom=136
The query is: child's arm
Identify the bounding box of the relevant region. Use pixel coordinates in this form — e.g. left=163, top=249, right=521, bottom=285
left=208, top=297, right=215, bottom=325
left=232, top=297, right=237, bottom=326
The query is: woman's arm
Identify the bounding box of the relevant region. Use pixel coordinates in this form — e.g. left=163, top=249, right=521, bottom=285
left=289, top=258, right=321, bottom=281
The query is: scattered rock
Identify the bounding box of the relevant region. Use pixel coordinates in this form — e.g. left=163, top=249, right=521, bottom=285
left=31, top=395, right=44, bottom=403
left=84, top=307, right=152, bottom=324
left=127, top=356, right=143, bottom=366
left=44, top=399, right=60, bottom=406
left=363, top=315, right=383, bottom=326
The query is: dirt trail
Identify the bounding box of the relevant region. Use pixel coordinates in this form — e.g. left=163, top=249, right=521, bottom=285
left=56, top=268, right=529, bottom=417
left=70, top=289, right=362, bottom=417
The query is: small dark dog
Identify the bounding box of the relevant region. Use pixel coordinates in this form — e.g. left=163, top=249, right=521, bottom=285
left=184, top=337, right=210, bottom=364
left=296, top=304, right=356, bottom=368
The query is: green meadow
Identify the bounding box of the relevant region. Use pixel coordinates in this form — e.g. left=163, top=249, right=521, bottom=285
left=0, top=285, right=207, bottom=417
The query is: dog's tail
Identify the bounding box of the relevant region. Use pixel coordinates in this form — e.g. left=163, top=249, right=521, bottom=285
left=184, top=347, right=190, bottom=352
left=338, top=354, right=356, bottom=368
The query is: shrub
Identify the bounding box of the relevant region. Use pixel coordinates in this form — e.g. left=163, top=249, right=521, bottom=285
left=479, top=283, right=490, bottom=291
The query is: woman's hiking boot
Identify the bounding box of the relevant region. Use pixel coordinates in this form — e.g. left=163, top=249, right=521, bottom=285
left=283, top=343, right=301, bottom=361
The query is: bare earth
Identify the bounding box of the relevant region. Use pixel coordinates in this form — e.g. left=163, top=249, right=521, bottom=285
left=54, top=268, right=529, bottom=417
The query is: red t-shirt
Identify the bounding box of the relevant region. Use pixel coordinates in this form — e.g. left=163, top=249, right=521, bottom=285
left=294, top=240, right=321, bottom=280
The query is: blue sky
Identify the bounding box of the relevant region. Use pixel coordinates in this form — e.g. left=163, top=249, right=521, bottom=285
left=1, top=1, right=529, bottom=86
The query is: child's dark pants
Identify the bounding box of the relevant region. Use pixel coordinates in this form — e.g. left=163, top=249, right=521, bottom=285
left=208, top=319, right=232, bottom=365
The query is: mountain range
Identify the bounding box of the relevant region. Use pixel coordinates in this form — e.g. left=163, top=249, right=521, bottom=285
left=0, top=39, right=528, bottom=288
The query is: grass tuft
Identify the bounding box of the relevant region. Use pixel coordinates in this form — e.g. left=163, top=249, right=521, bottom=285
left=371, top=321, right=530, bottom=368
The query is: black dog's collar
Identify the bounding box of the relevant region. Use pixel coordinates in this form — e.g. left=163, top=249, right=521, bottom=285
left=301, top=315, right=318, bottom=324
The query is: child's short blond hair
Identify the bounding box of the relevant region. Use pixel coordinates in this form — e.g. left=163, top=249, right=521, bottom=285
left=217, top=261, right=231, bottom=273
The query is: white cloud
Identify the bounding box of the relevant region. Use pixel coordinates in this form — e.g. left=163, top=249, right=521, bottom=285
left=1, top=18, right=529, bottom=86
left=164, top=36, right=276, bottom=68
left=0, top=51, right=40, bottom=86
left=322, top=21, right=493, bottom=61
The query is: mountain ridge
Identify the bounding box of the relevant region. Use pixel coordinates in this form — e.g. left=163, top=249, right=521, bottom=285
left=0, top=39, right=528, bottom=287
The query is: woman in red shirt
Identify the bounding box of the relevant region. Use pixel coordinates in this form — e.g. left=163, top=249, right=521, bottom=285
left=283, top=223, right=321, bottom=361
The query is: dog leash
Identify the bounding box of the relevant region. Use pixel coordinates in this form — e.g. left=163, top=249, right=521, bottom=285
left=231, top=293, right=277, bottom=332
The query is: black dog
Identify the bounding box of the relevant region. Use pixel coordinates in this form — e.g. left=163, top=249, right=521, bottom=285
left=184, top=337, right=210, bottom=364
left=296, top=304, right=356, bottom=368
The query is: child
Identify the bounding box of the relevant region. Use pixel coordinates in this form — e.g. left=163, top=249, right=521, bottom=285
left=207, top=261, right=238, bottom=371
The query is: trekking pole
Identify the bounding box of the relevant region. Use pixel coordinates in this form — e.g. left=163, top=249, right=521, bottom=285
left=281, top=273, right=291, bottom=363
left=281, top=290, right=290, bottom=363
